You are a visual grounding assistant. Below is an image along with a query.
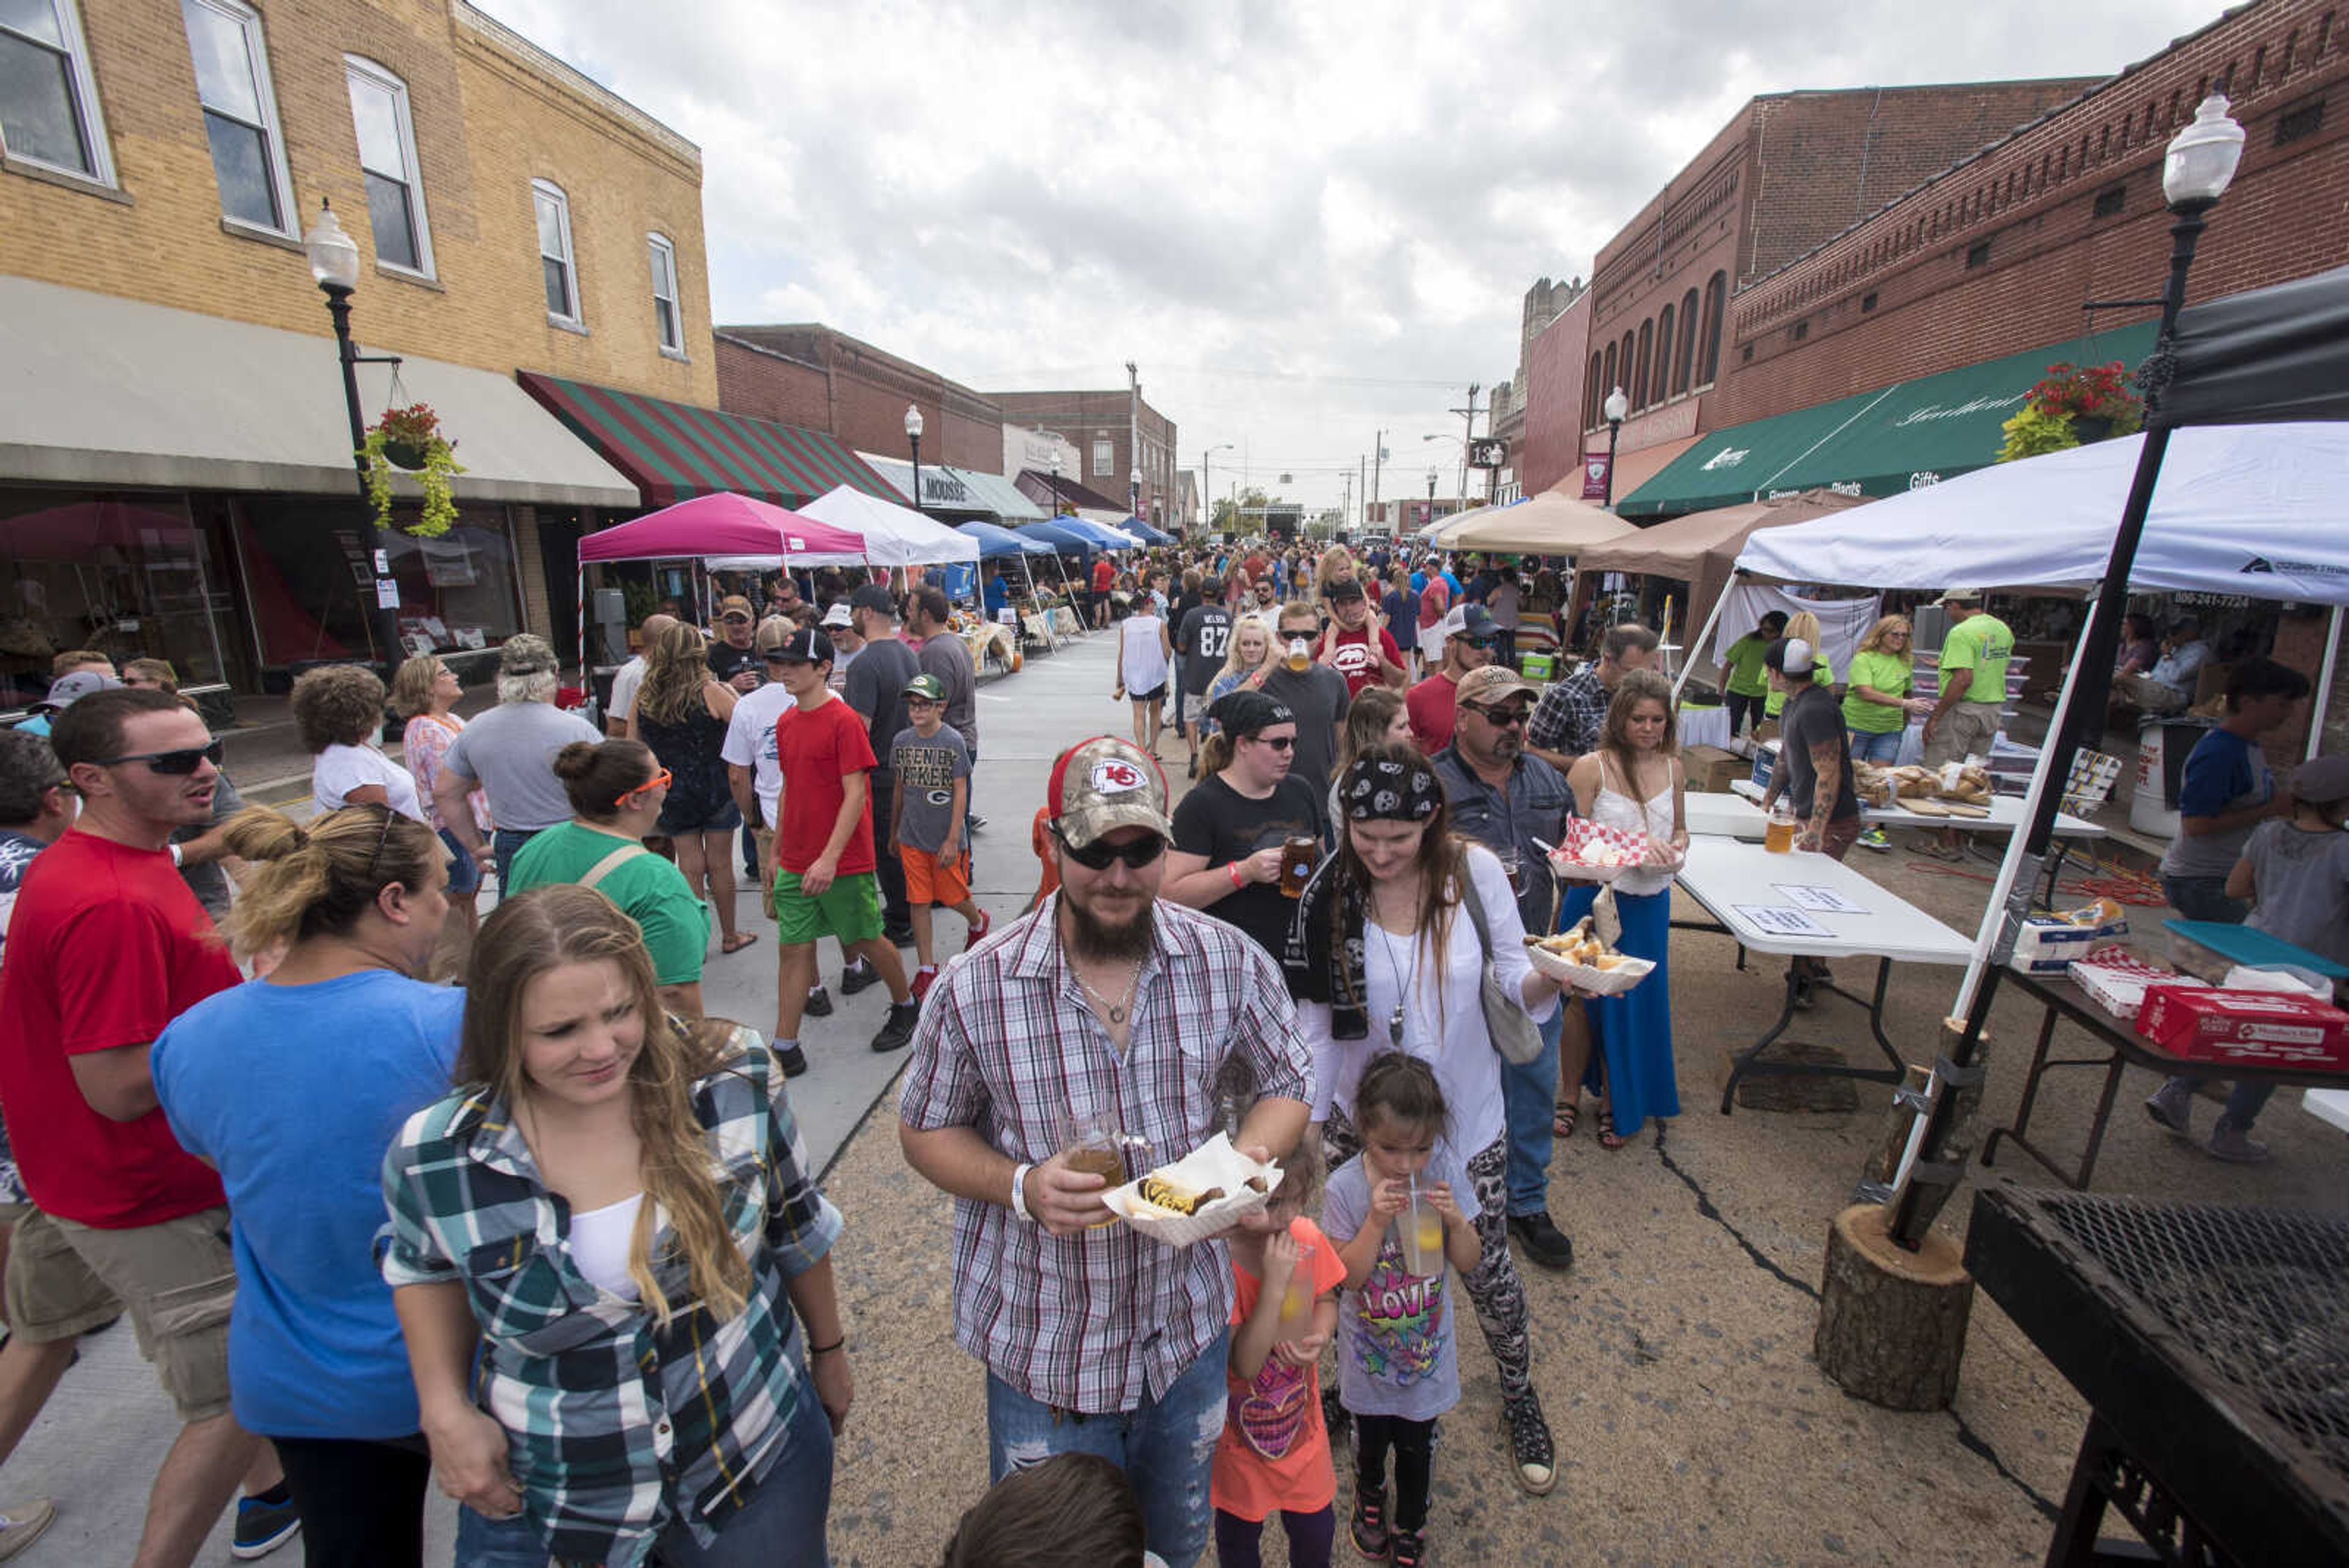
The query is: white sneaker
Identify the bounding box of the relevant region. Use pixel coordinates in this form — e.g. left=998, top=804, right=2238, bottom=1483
left=0, top=1498, right=56, bottom=1562
left=2144, top=1080, right=2195, bottom=1135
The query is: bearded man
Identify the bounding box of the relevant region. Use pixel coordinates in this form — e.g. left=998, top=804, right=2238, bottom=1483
left=897, top=735, right=1310, bottom=1568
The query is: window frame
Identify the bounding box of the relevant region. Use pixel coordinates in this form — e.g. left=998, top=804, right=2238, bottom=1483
left=343, top=54, right=434, bottom=280
left=0, top=0, right=117, bottom=187
left=181, top=0, right=298, bottom=238
left=646, top=231, right=683, bottom=354
left=1091, top=437, right=1113, bottom=478
left=533, top=177, right=582, bottom=327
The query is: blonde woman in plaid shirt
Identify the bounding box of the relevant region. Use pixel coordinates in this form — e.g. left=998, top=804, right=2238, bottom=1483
left=382, top=886, right=848, bottom=1568
left=899, top=736, right=1313, bottom=1568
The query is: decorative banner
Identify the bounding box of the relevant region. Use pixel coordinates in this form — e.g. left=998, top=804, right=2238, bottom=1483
left=1580, top=453, right=1612, bottom=501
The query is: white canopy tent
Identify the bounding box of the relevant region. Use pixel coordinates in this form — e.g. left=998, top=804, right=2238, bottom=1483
left=792, top=485, right=981, bottom=567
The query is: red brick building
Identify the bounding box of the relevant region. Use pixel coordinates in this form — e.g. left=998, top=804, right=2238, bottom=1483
left=989, top=388, right=1178, bottom=529
left=715, top=324, right=1004, bottom=472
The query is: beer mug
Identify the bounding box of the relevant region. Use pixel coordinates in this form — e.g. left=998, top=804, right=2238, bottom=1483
left=1286, top=636, right=1312, bottom=674
left=1059, top=1111, right=1131, bottom=1228
left=1280, top=835, right=1319, bottom=899
left=1496, top=847, right=1524, bottom=893
left=1764, top=800, right=1797, bottom=854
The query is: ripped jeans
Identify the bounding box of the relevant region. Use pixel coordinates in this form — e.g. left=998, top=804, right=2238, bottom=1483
left=985, top=1329, right=1230, bottom=1568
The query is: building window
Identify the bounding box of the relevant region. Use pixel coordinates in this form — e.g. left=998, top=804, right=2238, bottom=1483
left=1791, top=319, right=1808, bottom=342
left=1965, top=240, right=1991, bottom=269
left=182, top=0, right=296, bottom=233
left=344, top=58, right=432, bottom=275
left=1861, top=291, right=1879, bottom=313
left=1091, top=437, right=1112, bottom=478
left=1655, top=305, right=1675, bottom=399
left=2275, top=95, right=2325, bottom=145
left=1633, top=320, right=1653, bottom=409
left=0, top=0, right=114, bottom=183
left=1674, top=288, right=1699, bottom=395
left=1698, top=272, right=1726, bottom=385
left=647, top=232, right=681, bottom=352
left=533, top=179, right=579, bottom=324
left=2091, top=183, right=2126, bottom=220
left=1584, top=354, right=1602, bottom=426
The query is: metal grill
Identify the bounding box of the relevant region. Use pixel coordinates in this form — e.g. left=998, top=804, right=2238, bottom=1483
left=2030, top=1193, right=2349, bottom=1477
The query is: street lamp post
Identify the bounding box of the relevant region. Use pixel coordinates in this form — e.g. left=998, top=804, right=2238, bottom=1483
left=904, top=403, right=926, bottom=515
left=1201, top=442, right=1234, bottom=538
left=302, top=199, right=406, bottom=672
left=1601, top=385, right=1630, bottom=509
left=1883, top=95, right=2245, bottom=1252
left=1129, top=466, right=1143, bottom=527
left=1048, top=458, right=1063, bottom=519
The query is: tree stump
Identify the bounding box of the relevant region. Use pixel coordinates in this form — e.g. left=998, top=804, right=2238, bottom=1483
left=1814, top=1202, right=1974, bottom=1411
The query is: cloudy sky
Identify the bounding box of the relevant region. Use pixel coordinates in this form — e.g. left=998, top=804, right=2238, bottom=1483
left=494, top=0, right=2224, bottom=516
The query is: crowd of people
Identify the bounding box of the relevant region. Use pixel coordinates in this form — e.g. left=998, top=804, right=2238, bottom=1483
left=0, top=533, right=2336, bottom=1568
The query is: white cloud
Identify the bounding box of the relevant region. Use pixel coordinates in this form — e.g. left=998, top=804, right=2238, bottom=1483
left=483, top=0, right=2227, bottom=512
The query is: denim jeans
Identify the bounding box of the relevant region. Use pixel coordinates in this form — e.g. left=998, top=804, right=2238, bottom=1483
left=985, top=1329, right=1230, bottom=1568
left=491, top=827, right=544, bottom=886
left=1848, top=727, right=1904, bottom=764
left=2155, top=874, right=2269, bottom=1127
left=1502, top=1003, right=1567, bottom=1217
left=452, top=1382, right=836, bottom=1568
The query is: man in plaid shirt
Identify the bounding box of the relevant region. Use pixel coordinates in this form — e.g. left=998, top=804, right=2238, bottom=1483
left=1526, top=621, right=1660, bottom=776
left=899, top=735, right=1311, bottom=1568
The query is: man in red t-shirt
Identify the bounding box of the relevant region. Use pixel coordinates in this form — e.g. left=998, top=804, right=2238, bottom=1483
left=1089, top=555, right=1116, bottom=630
left=1416, top=563, right=1453, bottom=642
left=768, top=627, right=918, bottom=1073
left=1406, top=603, right=1499, bottom=754
left=1314, top=578, right=1407, bottom=698
left=0, top=688, right=289, bottom=1561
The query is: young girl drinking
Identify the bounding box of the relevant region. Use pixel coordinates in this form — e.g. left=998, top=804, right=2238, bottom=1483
left=1324, top=1054, right=1479, bottom=1568
left=1211, top=1139, right=1345, bottom=1568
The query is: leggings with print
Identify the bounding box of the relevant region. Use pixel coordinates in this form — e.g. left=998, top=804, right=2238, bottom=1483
left=1323, top=1113, right=1533, bottom=1405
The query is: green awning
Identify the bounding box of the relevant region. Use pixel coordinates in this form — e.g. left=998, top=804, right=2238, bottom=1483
left=1617, top=322, right=2159, bottom=518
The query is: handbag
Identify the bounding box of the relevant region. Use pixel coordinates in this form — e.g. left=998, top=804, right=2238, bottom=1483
left=1460, top=870, right=1547, bottom=1066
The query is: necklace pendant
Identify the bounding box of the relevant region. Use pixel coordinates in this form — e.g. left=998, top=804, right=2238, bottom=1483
left=1388, top=1004, right=1406, bottom=1041
left=1108, top=1004, right=1126, bottom=1024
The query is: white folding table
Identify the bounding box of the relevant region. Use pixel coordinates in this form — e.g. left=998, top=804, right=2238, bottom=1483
left=1673, top=835, right=1976, bottom=1113
left=1725, top=778, right=2107, bottom=840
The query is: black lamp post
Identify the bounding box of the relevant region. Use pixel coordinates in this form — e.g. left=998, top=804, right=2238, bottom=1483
left=303, top=199, right=405, bottom=672
left=1884, top=94, right=2246, bottom=1252
left=1601, top=385, right=1630, bottom=508
left=904, top=403, right=926, bottom=515
left=1049, top=458, right=1063, bottom=518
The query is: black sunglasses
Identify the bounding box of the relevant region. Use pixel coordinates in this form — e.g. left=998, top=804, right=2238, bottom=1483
left=1460, top=635, right=1498, bottom=650
left=1465, top=702, right=1529, bottom=728
left=1246, top=733, right=1298, bottom=751
left=1052, top=825, right=1167, bottom=871
left=92, top=740, right=225, bottom=775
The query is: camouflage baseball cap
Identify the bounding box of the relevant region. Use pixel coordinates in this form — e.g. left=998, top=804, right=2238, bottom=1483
left=903, top=673, right=948, bottom=702
left=1045, top=735, right=1171, bottom=850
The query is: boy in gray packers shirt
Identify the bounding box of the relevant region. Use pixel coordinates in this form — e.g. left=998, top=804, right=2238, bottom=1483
left=891, top=674, right=990, bottom=1002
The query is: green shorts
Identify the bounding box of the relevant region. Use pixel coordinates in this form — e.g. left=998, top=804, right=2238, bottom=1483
left=769, top=868, right=883, bottom=946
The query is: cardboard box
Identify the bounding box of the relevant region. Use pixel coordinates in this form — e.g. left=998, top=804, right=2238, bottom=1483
left=1683, top=744, right=1742, bottom=793
left=2134, top=986, right=2349, bottom=1068
left=2009, top=910, right=2131, bottom=974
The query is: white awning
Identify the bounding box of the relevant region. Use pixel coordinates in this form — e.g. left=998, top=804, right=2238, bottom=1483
left=0, top=276, right=637, bottom=508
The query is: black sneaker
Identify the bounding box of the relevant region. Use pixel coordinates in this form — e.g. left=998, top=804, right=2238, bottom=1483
left=870, top=1001, right=918, bottom=1053
left=885, top=925, right=918, bottom=948
left=775, top=1042, right=809, bottom=1078
left=1389, top=1526, right=1427, bottom=1568
left=803, top=986, right=834, bottom=1019
left=1348, top=1485, right=1389, bottom=1558
left=1503, top=1392, right=1556, bottom=1495
left=1507, top=1211, right=1575, bottom=1271
left=968, top=814, right=988, bottom=833
left=232, top=1492, right=300, bottom=1559
left=841, top=957, right=881, bottom=996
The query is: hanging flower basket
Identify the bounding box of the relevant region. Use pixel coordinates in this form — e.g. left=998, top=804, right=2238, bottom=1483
left=357, top=403, right=464, bottom=537
left=1997, top=360, right=2145, bottom=463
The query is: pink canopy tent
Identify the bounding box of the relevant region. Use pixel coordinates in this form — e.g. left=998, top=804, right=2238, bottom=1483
left=574, top=493, right=867, bottom=679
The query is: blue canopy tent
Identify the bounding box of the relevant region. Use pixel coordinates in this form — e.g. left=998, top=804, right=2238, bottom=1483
left=957, top=519, right=1050, bottom=558
left=1019, top=518, right=1100, bottom=555
left=1122, top=517, right=1175, bottom=546
left=1052, top=516, right=1143, bottom=551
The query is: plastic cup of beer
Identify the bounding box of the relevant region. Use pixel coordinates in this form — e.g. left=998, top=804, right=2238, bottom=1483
left=1280, top=836, right=1319, bottom=899
left=1764, top=803, right=1797, bottom=854
left=1060, top=1112, right=1127, bottom=1228
left=1276, top=1241, right=1319, bottom=1338
left=1285, top=637, right=1312, bottom=673
left=1397, top=1175, right=1445, bottom=1276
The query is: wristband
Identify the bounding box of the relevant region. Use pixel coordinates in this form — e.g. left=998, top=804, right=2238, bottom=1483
left=1228, top=862, right=1246, bottom=890
left=808, top=1336, right=846, bottom=1356
left=1009, top=1162, right=1038, bottom=1224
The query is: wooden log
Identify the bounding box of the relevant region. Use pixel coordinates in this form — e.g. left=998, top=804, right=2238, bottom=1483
left=1814, top=1202, right=1975, bottom=1411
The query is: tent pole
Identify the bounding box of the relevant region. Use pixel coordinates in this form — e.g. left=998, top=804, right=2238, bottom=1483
left=1673, top=574, right=1735, bottom=702
left=2310, top=602, right=2343, bottom=762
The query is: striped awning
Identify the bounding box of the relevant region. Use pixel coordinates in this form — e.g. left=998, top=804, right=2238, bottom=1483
left=517, top=372, right=894, bottom=509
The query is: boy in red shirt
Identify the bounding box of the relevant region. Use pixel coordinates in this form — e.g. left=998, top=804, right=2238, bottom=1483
left=1315, top=579, right=1406, bottom=699
left=1090, top=555, right=1116, bottom=630
left=768, top=628, right=918, bottom=1072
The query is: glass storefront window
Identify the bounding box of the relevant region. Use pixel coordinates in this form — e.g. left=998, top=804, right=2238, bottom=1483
left=0, top=489, right=231, bottom=710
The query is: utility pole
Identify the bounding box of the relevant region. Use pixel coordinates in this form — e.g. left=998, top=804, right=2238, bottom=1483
left=1447, top=386, right=1480, bottom=512
left=1340, top=470, right=1353, bottom=533
left=1357, top=455, right=1367, bottom=533
left=1371, top=428, right=1384, bottom=515
left=1126, top=359, right=1141, bottom=521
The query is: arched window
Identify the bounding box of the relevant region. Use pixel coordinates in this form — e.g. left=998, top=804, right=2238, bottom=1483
left=1585, top=355, right=1603, bottom=427
left=345, top=56, right=433, bottom=276
left=1600, top=342, right=1617, bottom=413
left=1653, top=305, right=1675, bottom=401
left=1618, top=332, right=1635, bottom=406
left=1698, top=272, right=1726, bottom=387
left=1633, top=320, right=1653, bottom=409
left=1674, top=288, right=1699, bottom=393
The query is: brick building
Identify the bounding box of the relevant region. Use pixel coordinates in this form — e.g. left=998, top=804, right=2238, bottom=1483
left=989, top=387, right=1179, bottom=531
left=0, top=0, right=716, bottom=694
left=715, top=324, right=1006, bottom=474
left=1488, top=273, right=1586, bottom=501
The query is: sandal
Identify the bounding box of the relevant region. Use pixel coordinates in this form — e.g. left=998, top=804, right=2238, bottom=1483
left=1552, top=1098, right=1579, bottom=1140
left=721, top=932, right=759, bottom=954
left=1597, top=1107, right=1627, bottom=1151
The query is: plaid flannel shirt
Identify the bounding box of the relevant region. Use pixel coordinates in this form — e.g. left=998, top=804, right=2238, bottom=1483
left=1527, top=664, right=1611, bottom=760
left=379, top=1031, right=840, bottom=1568
left=897, top=896, right=1311, bottom=1414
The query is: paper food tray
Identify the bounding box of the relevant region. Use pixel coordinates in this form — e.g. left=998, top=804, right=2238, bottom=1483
left=1101, top=1132, right=1284, bottom=1247
left=1548, top=818, right=1649, bottom=883
left=1525, top=939, right=1655, bottom=997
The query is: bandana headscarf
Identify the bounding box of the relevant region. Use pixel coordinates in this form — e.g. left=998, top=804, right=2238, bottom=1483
left=1284, top=753, right=1442, bottom=1040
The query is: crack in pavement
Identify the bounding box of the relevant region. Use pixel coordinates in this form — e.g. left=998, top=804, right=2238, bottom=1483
left=1649, top=1124, right=2061, bottom=1522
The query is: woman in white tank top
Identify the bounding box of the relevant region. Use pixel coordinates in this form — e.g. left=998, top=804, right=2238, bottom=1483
left=1114, top=599, right=1174, bottom=756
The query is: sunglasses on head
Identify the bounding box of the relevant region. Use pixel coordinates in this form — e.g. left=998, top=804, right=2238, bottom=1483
left=92, top=739, right=225, bottom=775
left=1051, top=825, right=1167, bottom=871
left=615, top=767, right=673, bottom=808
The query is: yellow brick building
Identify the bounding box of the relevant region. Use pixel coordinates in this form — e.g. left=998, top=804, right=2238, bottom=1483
left=0, top=0, right=715, bottom=695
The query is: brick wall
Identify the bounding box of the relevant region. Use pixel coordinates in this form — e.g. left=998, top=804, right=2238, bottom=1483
left=1521, top=290, right=1592, bottom=496
left=714, top=333, right=832, bottom=430
left=0, top=0, right=714, bottom=405
left=718, top=324, right=1008, bottom=472
left=990, top=388, right=1180, bottom=522
left=1721, top=0, right=2349, bottom=425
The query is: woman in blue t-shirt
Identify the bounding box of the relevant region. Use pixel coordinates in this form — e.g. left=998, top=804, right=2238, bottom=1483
left=150, top=803, right=536, bottom=1565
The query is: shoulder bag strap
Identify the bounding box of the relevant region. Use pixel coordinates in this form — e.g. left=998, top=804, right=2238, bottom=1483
left=1459, top=863, right=1496, bottom=962
left=579, top=842, right=650, bottom=891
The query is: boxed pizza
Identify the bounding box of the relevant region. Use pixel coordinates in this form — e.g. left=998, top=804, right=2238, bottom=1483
left=2134, top=985, right=2349, bottom=1069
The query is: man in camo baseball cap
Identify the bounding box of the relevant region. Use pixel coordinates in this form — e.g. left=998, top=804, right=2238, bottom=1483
left=1045, top=735, right=1171, bottom=850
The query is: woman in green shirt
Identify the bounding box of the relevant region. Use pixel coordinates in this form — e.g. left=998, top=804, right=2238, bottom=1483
left=1716, top=610, right=1785, bottom=736
left=506, top=740, right=712, bottom=1016
left=1841, top=615, right=1933, bottom=763
left=1762, top=610, right=1835, bottom=721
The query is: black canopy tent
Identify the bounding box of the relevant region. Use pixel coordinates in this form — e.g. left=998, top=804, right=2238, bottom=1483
left=2154, top=262, right=2349, bottom=427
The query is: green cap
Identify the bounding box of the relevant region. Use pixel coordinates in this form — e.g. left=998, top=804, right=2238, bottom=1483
left=903, top=674, right=948, bottom=702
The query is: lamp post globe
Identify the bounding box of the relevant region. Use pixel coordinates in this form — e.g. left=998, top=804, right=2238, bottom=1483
left=303, top=201, right=362, bottom=293
left=1601, top=384, right=1630, bottom=508
left=2163, top=94, right=2244, bottom=212
left=904, top=402, right=925, bottom=514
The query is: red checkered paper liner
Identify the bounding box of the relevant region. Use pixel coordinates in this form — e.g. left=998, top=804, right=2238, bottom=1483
left=1560, top=817, right=1650, bottom=861
left=2073, top=945, right=2175, bottom=981
left=2071, top=943, right=2205, bottom=1019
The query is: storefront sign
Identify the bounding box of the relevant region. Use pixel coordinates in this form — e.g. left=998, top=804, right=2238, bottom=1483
left=1580, top=454, right=1611, bottom=501
left=921, top=470, right=973, bottom=507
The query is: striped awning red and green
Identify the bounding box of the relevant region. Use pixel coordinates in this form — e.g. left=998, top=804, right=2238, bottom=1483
left=517, top=372, right=894, bottom=509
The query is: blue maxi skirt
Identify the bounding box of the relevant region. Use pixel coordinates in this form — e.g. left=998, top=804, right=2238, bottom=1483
left=1557, top=882, right=1679, bottom=1134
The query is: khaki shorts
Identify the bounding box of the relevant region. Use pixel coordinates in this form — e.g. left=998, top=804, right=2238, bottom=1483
left=5, top=1206, right=235, bottom=1422
left=1923, top=702, right=1999, bottom=768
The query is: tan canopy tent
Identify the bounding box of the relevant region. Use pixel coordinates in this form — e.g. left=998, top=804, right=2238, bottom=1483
left=1433, top=485, right=1635, bottom=554
left=1571, top=488, right=1867, bottom=660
